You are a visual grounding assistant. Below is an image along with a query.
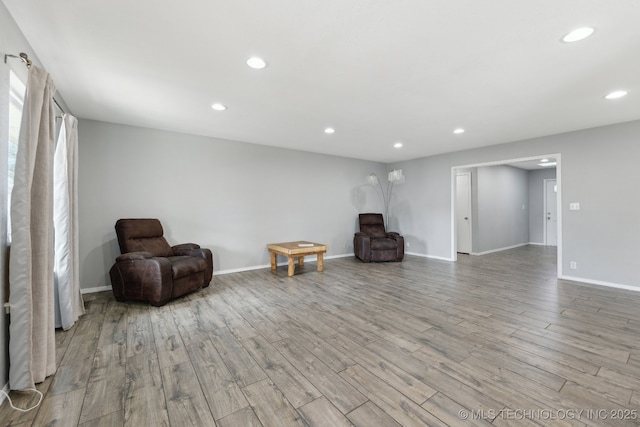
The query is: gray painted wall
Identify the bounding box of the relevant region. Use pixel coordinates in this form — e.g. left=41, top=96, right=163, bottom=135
left=78, top=119, right=387, bottom=290
left=528, top=168, right=557, bottom=244
left=391, top=119, right=640, bottom=287
left=474, top=165, right=529, bottom=254
left=457, top=165, right=529, bottom=254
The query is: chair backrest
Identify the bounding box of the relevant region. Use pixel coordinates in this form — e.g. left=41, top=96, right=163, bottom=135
left=115, top=218, right=174, bottom=257
left=358, top=213, right=387, bottom=237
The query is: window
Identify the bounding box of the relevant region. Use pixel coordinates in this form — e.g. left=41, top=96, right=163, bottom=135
left=7, top=70, right=26, bottom=242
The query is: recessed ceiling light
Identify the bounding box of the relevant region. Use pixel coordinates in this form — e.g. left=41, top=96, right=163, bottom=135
left=538, top=162, right=557, bottom=167
left=211, top=103, right=227, bottom=111
left=605, top=90, right=628, bottom=100
left=394, top=142, right=403, bottom=148
left=324, top=127, right=335, bottom=134
left=540, top=158, right=549, bottom=163
left=453, top=128, right=465, bottom=134
left=247, top=57, right=267, bottom=69
left=562, top=27, right=595, bottom=43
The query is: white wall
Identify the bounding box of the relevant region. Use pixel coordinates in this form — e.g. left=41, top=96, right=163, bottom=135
left=391, top=119, right=640, bottom=288
left=528, top=168, right=557, bottom=244
left=78, top=119, right=386, bottom=290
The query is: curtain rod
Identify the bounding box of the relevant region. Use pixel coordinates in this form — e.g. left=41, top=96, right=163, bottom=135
left=4, top=52, right=32, bottom=68
left=4, top=51, right=67, bottom=115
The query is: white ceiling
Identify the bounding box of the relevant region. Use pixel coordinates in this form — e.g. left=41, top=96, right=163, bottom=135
left=4, top=0, right=640, bottom=163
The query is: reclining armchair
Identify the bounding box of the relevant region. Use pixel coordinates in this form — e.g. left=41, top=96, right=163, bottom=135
left=109, top=218, right=213, bottom=306
left=354, top=213, right=404, bottom=262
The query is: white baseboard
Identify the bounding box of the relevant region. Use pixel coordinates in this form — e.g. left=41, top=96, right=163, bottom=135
left=82, top=254, right=357, bottom=294
left=81, top=285, right=111, bottom=294
left=213, top=263, right=272, bottom=276
left=528, top=242, right=546, bottom=246
left=214, top=253, right=353, bottom=276
left=71, top=254, right=640, bottom=298
left=559, top=275, right=640, bottom=292
left=472, top=243, right=528, bottom=256
left=405, top=252, right=454, bottom=262
left=323, top=253, right=354, bottom=262
left=0, top=382, right=8, bottom=406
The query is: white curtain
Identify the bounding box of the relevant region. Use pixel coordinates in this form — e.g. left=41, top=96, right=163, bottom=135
left=54, top=114, right=85, bottom=330
left=9, top=65, right=57, bottom=390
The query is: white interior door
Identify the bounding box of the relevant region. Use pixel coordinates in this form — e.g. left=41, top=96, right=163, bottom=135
left=544, top=179, right=557, bottom=246
left=456, top=173, right=472, bottom=254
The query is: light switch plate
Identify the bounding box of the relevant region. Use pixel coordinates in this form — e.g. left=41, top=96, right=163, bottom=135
left=569, top=203, right=580, bottom=211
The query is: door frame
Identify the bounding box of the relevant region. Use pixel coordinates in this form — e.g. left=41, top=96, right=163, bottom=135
left=455, top=172, right=473, bottom=254
left=543, top=178, right=557, bottom=246
left=450, top=153, right=563, bottom=278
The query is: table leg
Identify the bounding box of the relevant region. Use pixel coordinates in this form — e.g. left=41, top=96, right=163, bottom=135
left=317, top=252, right=324, bottom=272
left=270, top=251, right=277, bottom=271
left=298, top=256, right=304, bottom=267
left=288, top=257, right=295, bottom=276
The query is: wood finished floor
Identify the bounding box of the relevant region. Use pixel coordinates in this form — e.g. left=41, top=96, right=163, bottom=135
left=2, top=245, right=640, bottom=426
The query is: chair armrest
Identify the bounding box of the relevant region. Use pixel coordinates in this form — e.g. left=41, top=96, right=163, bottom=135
left=393, top=234, right=405, bottom=260
left=354, top=233, right=371, bottom=262
left=173, top=244, right=206, bottom=259
left=110, top=256, right=173, bottom=306
left=172, top=245, right=214, bottom=286
left=384, top=233, right=404, bottom=261
left=116, top=251, right=153, bottom=261
left=172, top=243, right=201, bottom=253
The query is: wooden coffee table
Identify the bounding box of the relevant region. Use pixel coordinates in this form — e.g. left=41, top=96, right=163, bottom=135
left=267, top=241, right=328, bottom=277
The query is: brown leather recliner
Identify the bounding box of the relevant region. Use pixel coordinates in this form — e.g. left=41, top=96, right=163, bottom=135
left=109, top=218, right=213, bottom=306
left=354, top=213, right=404, bottom=263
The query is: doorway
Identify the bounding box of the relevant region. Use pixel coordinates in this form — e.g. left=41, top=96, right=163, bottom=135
left=451, top=153, right=563, bottom=278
